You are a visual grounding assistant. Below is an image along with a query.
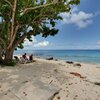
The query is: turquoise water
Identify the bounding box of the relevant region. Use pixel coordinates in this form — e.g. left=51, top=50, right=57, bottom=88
left=14, top=50, right=100, bottom=64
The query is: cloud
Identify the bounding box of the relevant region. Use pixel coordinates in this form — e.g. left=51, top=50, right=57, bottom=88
left=96, top=41, right=100, bottom=48
left=96, top=41, right=100, bottom=45
left=24, top=36, right=49, bottom=48
left=34, top=41, right=49, bottom=47
left=60, top=7, right=94, bottom=28
left=24, top=36, right=37, bottom=46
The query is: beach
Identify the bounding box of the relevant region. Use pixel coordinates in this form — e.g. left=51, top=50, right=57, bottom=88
left=0, top=58, right=100, bottom=100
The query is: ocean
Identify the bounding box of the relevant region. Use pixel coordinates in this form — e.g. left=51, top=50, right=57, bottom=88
left=14, top=50, right=100, bottom=64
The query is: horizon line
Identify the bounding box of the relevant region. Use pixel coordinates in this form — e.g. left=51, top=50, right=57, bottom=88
left=15, top=49, right=100, bottom=51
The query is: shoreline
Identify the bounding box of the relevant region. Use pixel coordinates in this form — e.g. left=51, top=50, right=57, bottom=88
left=33, top=56, right=100, bottom=68
left=0, top=57, right=100, bottom=100
left=14, top=49, right=100, bottom=64
left=33, top=56, right=100, bottom=66
left=14, top=54, right=100, bottom=66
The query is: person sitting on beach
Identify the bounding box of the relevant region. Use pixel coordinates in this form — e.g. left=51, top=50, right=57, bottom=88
left=29, top=54, right=33, bottom=62
left=22, top=53, right=28, bottom=61
left=19, top=53, right=29, bottom=63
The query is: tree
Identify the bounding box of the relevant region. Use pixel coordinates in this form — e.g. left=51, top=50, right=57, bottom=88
left=0, top=0, right=80, bottom=64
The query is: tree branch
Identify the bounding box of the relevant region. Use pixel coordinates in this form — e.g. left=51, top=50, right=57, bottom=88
left=7, top=25, right=19, bottom=49
left=21, top=2, right=58, bottom=15
left=13, top=30, right=34, bottom=48
left=10, top=0, right=17, bottom=39
left=3, top=0, right=12, bottom=8
left=0, top=37, right=6, bottom=49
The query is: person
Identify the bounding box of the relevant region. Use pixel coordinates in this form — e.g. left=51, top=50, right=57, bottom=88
left=29, top=54, right=33, bottom=62
left=22, top=53, right=27, bottom=60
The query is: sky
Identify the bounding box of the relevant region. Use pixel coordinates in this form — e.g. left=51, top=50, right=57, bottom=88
left=23, top=0, right=100, bottom=50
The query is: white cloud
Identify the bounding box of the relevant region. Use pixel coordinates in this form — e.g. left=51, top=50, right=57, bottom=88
left=96, top=41, right=100, bottom=45
left=24, top=36, right=37, bottom=46
left=60, top=7, right=94, bottom=28
left=32, top=36, right=37, bottom=43
left=34, top=41, right=49, bottom=47
left=24, top=39, right=33, bottom=46
left=24, top=36, right=49, bottom=48
left=95, top=41, right=100, bottom=48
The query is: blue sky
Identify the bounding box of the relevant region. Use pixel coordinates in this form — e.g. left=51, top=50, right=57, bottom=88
left=24, top=0, right=100, bottom=50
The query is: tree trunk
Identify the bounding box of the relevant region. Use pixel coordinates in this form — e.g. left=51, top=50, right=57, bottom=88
left=0, top=48, right=3, bottom=63
left=3, top=48, right=14, bottom=64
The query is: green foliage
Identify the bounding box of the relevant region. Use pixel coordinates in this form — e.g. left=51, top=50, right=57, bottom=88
left=4, top=60, right=16, bottom=66
left=0, top=0, right=80, bottom=50
left=18, top=43, right=24, bottom=49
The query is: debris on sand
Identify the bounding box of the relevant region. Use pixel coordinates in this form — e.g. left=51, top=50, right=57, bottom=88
left=70, top=72, right=86, bottom=79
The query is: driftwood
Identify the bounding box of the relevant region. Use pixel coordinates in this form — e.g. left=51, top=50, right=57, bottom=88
left=46, top=57, right=53, bottom=60
left=74, top=63, right=81, bottom=67
left=66, top=61, right=74, bottom=64
left=70, top=72, right=86, bottom=79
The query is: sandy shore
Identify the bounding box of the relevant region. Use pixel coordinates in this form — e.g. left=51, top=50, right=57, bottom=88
left=0, top=58, right=100, bottom=100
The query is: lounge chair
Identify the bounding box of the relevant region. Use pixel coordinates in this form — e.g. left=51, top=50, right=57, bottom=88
left=14, top=56, right=20, bottom=63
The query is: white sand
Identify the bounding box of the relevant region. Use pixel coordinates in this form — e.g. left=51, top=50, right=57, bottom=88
left=0, top=58, right=100, bottom=100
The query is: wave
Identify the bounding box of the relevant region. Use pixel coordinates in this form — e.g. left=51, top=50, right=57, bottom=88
left=65, top=55, right=100, bottom=58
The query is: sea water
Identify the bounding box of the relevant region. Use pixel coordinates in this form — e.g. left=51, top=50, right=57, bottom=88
left=14, top=50, right=100, bottom=64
